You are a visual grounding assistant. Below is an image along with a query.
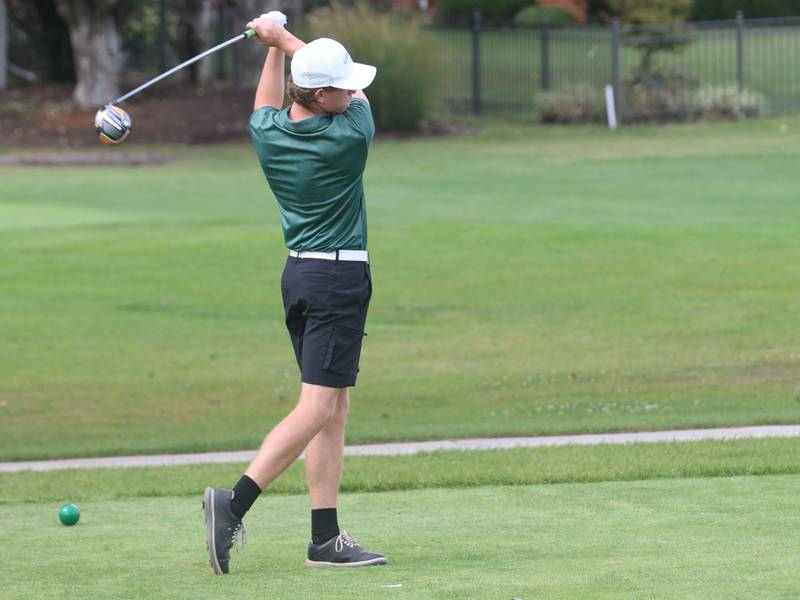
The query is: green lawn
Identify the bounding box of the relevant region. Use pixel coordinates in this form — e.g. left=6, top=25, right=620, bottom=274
left=2, top=119, right=800, bottom=460
left=2, top=473, right=798, bottom=599
left=3, top=439, right=799, bottom=597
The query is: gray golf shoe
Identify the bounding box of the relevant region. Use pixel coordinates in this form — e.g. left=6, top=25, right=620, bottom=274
left=203, top=487, right=246, bottom=575
left=306, top=530, right=388, bottom=568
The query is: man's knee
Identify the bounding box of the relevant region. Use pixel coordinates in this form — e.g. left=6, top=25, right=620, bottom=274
left=299, top=384, right=344, bottom=424
left=331, top=393, right=350, bottom=427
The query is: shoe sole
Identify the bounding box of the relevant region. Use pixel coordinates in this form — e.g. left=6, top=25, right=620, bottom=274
left=305, top=557, right=388, bottom=568
left=203, top=487, right=224, bottom=575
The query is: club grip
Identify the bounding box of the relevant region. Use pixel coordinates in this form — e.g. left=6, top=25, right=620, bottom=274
left=244, top=29, right=256, bottom=38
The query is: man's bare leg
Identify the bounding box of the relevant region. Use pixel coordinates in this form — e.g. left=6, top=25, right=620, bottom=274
left=245, top=383, right=341, bottom=489
left=302, top=388, right=386, bottom=566
left=305, top=388, right=349, bottom=509
left=204, top=383, right=341, bottom=574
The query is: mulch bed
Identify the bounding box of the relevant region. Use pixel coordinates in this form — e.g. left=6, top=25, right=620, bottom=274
left=0, top=82, right=256, bottom=148
left=1, top=82, right=478, bottom=166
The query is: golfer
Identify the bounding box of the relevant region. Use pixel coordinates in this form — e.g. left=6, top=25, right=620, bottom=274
left=203, top=16, right=385, bottom=575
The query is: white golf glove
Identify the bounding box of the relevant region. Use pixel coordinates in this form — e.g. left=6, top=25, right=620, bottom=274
left=260, top=11, right=287, bottom=27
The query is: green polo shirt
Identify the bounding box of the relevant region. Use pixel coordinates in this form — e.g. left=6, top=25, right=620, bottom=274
left=249, top=99, right=375, bottom=252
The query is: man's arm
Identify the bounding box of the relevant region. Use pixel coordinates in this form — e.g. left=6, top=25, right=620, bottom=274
left=353, top=90, right=369, bottom=103
left=253, top=47, right=286, bottom=111
left=247, top=17, right=306, bottom=111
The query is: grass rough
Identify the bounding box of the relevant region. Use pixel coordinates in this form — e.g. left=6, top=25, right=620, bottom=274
left=2, top=119, right=800, bottom=460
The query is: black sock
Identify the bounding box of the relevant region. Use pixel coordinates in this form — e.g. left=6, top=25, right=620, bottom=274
left=311, top=508, right=340, bottom=545
left=230, top=475, right=261, bottom=520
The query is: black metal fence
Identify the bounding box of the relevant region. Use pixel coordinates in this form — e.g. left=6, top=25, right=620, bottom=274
left=435, top=11, right=800, bottom=122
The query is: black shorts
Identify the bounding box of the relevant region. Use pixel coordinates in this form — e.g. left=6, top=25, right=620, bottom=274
left=281, top=256, right=372, bottom=388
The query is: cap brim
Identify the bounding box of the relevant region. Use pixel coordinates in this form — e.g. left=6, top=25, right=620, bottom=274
left=331, top=63, right=376, bottom=91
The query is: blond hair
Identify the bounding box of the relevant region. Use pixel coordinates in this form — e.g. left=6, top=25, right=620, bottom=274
left=286, top=75, right=335, bottom=109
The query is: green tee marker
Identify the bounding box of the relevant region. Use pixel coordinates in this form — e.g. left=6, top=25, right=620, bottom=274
left=59, top=503, right=80, bottom=526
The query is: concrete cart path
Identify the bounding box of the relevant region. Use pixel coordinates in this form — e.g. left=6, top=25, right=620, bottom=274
left=2, top=424, right=799, bottom=473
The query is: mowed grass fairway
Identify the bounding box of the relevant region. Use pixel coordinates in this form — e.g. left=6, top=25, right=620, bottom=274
left=2, top=441, right=800, bottom=599
left=2, top=477, right=800, bottom=600
left=2, top=119, right=800, bottom=598
left=2, top=119, right=800, bottom=460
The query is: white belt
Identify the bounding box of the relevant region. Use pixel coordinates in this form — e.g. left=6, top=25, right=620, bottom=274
left=289, top=249, right=369, bottom=262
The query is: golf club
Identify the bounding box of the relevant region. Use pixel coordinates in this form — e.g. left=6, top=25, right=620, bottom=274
left=95, top=11, right=287, bottom=145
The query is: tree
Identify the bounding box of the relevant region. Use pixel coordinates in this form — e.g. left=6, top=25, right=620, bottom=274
left=55, top=0, right=128, bottom=109
left=7, top=0, right=74, bottom=83
left=609, top=0, right=697, bottom=121
left=609, top=0, right=693, bottom=74
left=171, top=0, right=214, bottom=84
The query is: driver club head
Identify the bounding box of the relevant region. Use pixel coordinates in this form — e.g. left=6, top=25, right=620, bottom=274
left=95, top=104, right=132, bottom=145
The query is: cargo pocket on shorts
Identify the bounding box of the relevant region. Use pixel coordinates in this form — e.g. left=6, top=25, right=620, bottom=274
left=322, top=325, right=366, bottom=377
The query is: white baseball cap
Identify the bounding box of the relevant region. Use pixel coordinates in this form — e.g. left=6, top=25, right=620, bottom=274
left=291, top=38, right=376, bottom=90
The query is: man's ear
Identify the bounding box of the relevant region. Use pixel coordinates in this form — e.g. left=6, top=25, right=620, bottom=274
left=314, top=88, right=326, bottom=105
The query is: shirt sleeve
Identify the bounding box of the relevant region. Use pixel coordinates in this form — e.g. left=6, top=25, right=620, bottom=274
left=342, top=99, right=376, bottom=143
left=249, top=106, right=279, bottom=144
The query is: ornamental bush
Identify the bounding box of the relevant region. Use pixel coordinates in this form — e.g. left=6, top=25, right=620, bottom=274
left=622, top=71, right=766, bottom=122
left=692, top=85, right=766, bottom=120
left=307, top=1, right=442, bottom=132
left=536, top=80, right=765, bottom=124
left=537, top=83, right=605, bottom=123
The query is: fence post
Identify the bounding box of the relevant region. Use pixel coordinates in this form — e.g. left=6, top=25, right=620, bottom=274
left=0, top=0, right=7, bottom=90
left=471, top=8, right=481, bottom=116
left=611, top=18, right=620, bottom=115
left=541, top=14, right=550, bottom=91
left=736, top=10, right=745, bottom=93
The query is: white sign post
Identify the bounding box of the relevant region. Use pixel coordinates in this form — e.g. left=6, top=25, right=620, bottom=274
left=605, top=84, right=618, bottom=130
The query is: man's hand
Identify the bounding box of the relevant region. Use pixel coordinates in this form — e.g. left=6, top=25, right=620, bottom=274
left=247, top=16, right=286, bottom=48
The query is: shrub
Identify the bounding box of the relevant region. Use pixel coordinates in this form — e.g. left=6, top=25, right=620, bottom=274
left=536, top=80, right=765, bottom=124
left=514, top=5, right=578, bottom=26
left=692, top=85, right=766, bottom=120
left=307, top=2, right=442, bottom=132
left=621, top=67, right=766, bottom=122
left=537, top=83, right=606, bottom=123
left=620, top=64, right=700, bottom=120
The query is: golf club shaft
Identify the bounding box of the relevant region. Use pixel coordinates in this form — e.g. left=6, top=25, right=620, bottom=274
left=112, top=29, right=256, bottom=105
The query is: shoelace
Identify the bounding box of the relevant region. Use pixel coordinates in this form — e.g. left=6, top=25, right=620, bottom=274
left=334, top=530, right=362, bottom=553
left=232, top=521, right=247, bottom=553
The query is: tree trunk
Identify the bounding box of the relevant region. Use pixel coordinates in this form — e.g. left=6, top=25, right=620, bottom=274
left=55, top=0, right=122, bottom=110
left=232, top=0, right=270, bottom=90
left=37, top=0, right=76, bottom=82
left=173, top=0, right=214, bottom=84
